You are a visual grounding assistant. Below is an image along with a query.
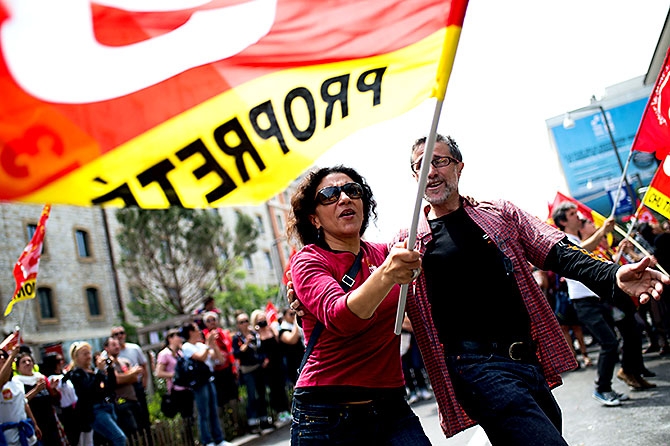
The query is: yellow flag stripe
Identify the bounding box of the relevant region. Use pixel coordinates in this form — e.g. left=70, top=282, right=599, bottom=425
left=19, top=28, right=459, bottom=208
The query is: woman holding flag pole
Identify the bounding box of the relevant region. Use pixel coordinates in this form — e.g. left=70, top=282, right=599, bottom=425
left=287, top=165, right=430, bottom=445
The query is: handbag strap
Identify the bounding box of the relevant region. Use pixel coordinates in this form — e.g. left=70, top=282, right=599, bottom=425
left=298, top=250, right=364, bottom=375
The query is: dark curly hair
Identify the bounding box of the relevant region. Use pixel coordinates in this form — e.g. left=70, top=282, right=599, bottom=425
left=287, top=166, right=377, bottom=247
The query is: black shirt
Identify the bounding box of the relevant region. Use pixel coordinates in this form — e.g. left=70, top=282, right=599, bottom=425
left=423, top=207, right=532, bottom=348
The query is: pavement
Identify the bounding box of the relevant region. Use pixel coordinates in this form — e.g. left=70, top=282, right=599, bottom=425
left=228, top=347, right=670, bottom=446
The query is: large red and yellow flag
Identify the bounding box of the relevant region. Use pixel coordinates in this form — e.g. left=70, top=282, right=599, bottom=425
left=0, top=0, right=468, bottom=208
left=630, top=46, right=670, bottom=160
left=4, top=204, right=51, bottom=316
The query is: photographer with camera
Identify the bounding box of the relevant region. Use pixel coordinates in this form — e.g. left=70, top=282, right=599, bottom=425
left=101, top=336, right=143, bottom=440
left=67, top=341, right=126, bottom=446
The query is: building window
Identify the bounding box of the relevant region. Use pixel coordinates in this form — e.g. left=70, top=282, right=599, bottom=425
left=37, top=287, right=56, bottom=320
left=75, top=229, right=92, bottom=258
left=244, top=256, right=253, bottom=269
left=275, top=214, right=284, bottom=231
left=264, top=251, right=273, bottom=269
left=26, top=223, right=46, bottom=254
left=256, top=215, right=265, bottom=234
left=85, top=287, right=101, bottom=316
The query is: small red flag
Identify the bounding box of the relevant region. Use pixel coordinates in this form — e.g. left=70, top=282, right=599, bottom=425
left=642, top=159, right=670, bottom=220
left=265, top=301, right=279, bottom=326
left=630, top=47, right=670, bottom=160
left=4, top=204, right=51, bottom=316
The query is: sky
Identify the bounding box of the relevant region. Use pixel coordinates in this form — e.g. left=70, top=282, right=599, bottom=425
left=314, top=0, right=670, bottom=242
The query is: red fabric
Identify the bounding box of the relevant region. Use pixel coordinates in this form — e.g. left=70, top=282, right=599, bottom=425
left=202, top=327, right=236, bottom=371
left=394, top=198, right=575, bottom=438
left=631, top=46, right=670, bottom=159
left=265, top=301, right=279, bottom=325
left=290, top=241, right=404, bottom=389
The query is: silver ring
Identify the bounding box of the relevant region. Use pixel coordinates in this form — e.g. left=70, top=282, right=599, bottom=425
left=411, top=268, right=421, bottom=280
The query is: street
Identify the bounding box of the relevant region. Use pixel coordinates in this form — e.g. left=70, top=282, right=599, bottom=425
left=239, top=351, right=670, bottom=445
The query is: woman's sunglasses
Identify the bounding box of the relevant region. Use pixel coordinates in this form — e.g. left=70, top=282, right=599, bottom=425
left=316, top=182, right=363, bottom=206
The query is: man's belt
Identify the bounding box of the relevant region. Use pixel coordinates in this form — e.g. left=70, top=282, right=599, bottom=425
left=448, top=340, right=537, bottom=361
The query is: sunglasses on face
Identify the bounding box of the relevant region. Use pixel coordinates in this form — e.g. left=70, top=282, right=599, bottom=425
left=112, top=331, right=125, bottom=337
left=410, top=154, right=460, bottom=174
left=315, top=182, right=363, bottom=206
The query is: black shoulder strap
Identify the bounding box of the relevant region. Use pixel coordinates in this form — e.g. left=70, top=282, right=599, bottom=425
left=298, top=250, right=364, bottom=375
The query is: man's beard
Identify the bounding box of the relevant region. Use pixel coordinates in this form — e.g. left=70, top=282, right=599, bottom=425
left=425, top=182, right=457, bottom=206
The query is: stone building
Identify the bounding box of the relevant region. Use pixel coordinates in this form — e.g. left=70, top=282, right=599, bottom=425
left=0, top=194, right=294, bottom=361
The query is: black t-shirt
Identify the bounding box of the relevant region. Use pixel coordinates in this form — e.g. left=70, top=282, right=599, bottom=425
left=423, top=207, right=532, bottom=348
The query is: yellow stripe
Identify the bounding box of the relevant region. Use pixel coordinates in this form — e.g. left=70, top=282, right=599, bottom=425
left=643, top=185, right=670, bottom=220
left=434, top=25, right=463, bottom=100
left=19, top=28, right=459, bottom=208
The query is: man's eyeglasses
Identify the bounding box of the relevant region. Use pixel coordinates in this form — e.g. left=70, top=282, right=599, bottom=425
left=112, top=331, right=125, bottom=337
left=316, top=182, right=363, bottom=206
left=237, top=319, right=249, bottom=324
left=410, top=155, right=460, bottom=174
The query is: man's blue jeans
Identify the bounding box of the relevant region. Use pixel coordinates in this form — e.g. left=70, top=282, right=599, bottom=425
left=447, top=352, right=568, bottom=446
left=92, top=402, right=127, bottom=446
left=193, top=381, right=225, bottom=445
left=290, top=394, right=430, bottom=445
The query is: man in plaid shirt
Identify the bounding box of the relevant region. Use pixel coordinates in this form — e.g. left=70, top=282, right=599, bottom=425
left=397, top=134, right=668, bottom=445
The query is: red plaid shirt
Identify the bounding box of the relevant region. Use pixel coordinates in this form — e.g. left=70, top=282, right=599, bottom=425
left=393, top=197, right=577, bottom=438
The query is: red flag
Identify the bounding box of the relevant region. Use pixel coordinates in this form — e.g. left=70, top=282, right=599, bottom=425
left=630, top=46, right=670, bottom=159
left=0, top=0, right=469, bottom=208
left=265, top=301, right=279, bottom=325
left=548, top=192, right=607, bottom=226
left=5, top=204, right=51, bottom=316
left=281, top=247, right=297, bottom=285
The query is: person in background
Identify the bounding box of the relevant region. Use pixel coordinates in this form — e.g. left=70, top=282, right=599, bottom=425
left=41, top=352, right=78, bottom=445
left=400, top=315, right=433, bottom=404
left=233, top=313, right=271, bottom=432
left=0, top=346, right=40, bottom=446
left=287, top=165, right=430, bottom=445
left=195, top=297, right=223, bottom=330
left=278, top=307, right=304, bottom=387
left=251, top=309, right=290, bottom=425
left=579, top=218, right=655, bottom=391
left=202, top=312, right=239, bottom=416
left=111, top=326, right=151, bottom=442
left=14, top=352, right=64, bottom=445
left=180, top=322, right=233, bottom=446
left=155, top=328, right=195, bottom=444
left=103, top=336, right=143, bottom=439
left=67, top=342, right=126, bottom=446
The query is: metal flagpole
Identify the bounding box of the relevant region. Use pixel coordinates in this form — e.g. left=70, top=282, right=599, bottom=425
left=394, top=99, right=444, bottom=335
left=608, top=148, right=635, bottom=218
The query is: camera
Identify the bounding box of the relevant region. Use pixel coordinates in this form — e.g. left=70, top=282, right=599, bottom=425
left=105, top=358, right=113, bottom=366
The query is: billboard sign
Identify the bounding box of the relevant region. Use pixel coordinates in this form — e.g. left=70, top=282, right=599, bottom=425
left=548, top=97, right=658, bottom=216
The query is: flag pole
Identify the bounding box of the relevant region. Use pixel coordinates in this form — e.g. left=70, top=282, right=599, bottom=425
left=394, top=100, right=444, bottom=335
left=608, top=148, right=635, bottom=218
left=392, top=8, right=467, bottom=335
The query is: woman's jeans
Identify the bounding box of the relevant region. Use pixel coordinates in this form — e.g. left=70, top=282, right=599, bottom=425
left=447, top=352, right=567, bottom=446
left=290, top=394, right=430, bottom=445
left=193, top=380, right=225, bottom=445
left=92, top=402, right=126, bottom=446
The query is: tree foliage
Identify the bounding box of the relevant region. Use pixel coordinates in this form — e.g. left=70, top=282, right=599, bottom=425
left=116, top=208, right=259, bottom=323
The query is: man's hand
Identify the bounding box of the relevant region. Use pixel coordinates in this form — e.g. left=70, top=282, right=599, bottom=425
left=616, top=256, right=670, bottom=304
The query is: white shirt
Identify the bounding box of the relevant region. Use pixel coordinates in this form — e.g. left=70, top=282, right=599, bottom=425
left=565, top=233, right=598, bottom=300
left=0, top=377, right=37, bottom=446
left=181, top=342, right=215, bottom=371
